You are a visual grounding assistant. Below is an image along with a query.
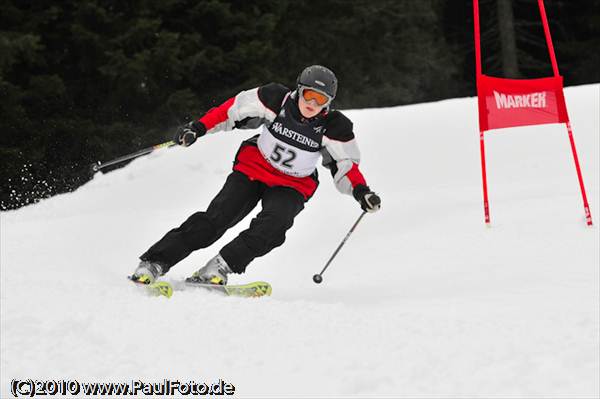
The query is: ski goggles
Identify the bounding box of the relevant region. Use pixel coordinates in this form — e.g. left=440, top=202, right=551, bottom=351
left=299, top=86, right=333, bottom=106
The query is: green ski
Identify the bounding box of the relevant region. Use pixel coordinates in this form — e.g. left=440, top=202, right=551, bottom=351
left=183, top=280, right=272, bottom=298
left=131, top=277, right=271, bottom=298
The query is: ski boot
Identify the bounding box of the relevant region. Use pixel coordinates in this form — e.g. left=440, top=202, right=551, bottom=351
left=186, top=254, right=232, bottom=285
left=130, top=260, right=164, bottom=285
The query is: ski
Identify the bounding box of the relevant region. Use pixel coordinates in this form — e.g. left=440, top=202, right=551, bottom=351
left=183, top=280, right=272, bottom=298
left=129, top=277, right=271, bottom=298
left=128, top=277, right=174, bottom=298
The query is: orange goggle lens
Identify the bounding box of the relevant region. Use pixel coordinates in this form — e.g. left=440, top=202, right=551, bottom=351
left=301, top=88, right=331, bottom=106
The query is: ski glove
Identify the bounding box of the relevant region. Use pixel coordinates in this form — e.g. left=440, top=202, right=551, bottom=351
left=353, top=184, right=381, bottom=213
left=174, top=121, right=206, bottom=147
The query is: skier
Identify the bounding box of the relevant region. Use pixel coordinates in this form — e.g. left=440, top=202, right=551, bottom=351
left=130, top=65, right=381, bottom=286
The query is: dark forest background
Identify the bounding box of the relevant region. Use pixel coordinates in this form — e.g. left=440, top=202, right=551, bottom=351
left=1, top=0, right=599, bottom=210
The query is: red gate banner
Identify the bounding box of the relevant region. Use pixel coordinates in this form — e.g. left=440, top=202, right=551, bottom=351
left=473, top=0, right=592, bottom=226
left=477, top=75, right=569, bottom=131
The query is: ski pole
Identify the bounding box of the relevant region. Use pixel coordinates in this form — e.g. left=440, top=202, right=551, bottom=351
left=313, top=211, right=367, bottom=284
left=90, top=140, right=176, bottom=174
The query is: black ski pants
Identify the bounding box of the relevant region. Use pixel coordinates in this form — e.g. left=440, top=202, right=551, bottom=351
left=140, top=171, right=305, bottom=273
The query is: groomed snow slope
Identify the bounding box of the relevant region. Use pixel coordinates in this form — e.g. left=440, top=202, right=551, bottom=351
left=1, top=85, right=599, bottom=398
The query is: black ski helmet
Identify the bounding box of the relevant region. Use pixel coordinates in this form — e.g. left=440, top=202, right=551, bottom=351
left=296, top=65, right=338, bottom=99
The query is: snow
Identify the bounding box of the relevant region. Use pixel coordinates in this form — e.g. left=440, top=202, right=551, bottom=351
left=1, top=85, right=598, bottom=398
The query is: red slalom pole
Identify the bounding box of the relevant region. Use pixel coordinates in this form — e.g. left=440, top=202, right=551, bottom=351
left=473, top=0, right=482, bottom=77
left=565, top=121, right=593, bottom=226
left=538, top=0, right=593, bottom=226
left=537, top=0, right=560, bottom=77
left=474, top=0, right=490, bottom=225
left=479, top=130, right=491, bottom=225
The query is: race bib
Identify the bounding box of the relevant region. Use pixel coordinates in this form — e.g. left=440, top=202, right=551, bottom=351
left=257, top=125, right=322, bottom=177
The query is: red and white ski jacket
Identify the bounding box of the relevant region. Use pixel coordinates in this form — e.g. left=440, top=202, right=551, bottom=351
left=195, top=83, right=370, bottom=200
